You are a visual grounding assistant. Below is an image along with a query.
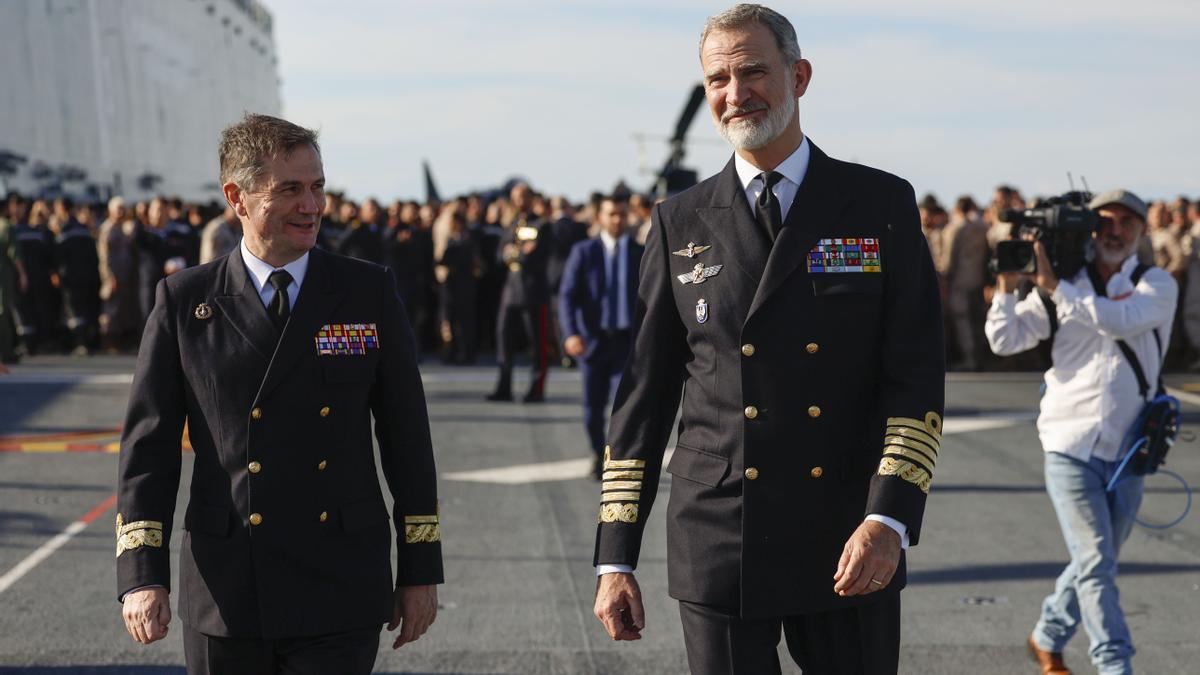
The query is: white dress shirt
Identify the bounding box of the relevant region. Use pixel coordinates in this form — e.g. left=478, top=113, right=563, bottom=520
left=733, top=135, right=810, bottom=223
left=985, top=255, right=1177, bottom=461
left=597, top=138, right=911, bottom=576
left=239, top=237, right=309, bottom=310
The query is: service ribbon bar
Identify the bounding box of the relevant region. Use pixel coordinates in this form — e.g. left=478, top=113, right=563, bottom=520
left=807, top=238, right=882, bottom=273
left=315, top=323, right=380, bottom=355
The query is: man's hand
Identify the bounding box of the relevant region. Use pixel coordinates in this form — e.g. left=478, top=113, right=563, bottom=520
left=564, top=335, right=587, bottom=358
left=593, top=572, right=645, bottom=641
left=388, top=584, right=437, bottom=649
left=121, top=587, right=170, bottom=645
left=833, top=520, right=902, bottom=597
left=1033, top=241, right=1058, bottom=293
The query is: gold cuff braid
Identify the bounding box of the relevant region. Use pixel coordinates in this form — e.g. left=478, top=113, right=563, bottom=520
left=404, top=523, right=441, bottom=544
left=598, top=503, right=639, bottom=523
left=877, top=457, right=932, bottom=494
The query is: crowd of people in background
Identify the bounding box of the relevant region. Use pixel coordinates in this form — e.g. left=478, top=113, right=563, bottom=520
left=2, top=182, right=1199, bottom=373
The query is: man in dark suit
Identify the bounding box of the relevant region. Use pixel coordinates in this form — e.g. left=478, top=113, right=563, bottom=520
left=559, top=197, right=643, bottom=478
left=116, top=114, right=443, bottom=675
left=591, top=5, right=944, bottom=674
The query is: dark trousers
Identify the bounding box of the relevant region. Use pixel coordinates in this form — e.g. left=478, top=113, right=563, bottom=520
left=678, top=594, right=901, bottom=675
left=183, top=623, right=379, bottom=675
left=581, top=330, right=631, bottom=457
left=494, top=302, right=549, bottom=397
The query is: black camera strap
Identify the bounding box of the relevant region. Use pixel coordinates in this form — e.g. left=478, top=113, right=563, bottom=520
left=1085, top=262, right=1162, bottom=401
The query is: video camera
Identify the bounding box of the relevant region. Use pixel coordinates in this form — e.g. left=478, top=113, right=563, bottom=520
left=991, top=190, right=1108, bottom=280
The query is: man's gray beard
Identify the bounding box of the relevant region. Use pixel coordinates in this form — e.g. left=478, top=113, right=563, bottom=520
left=1096, top=242, right=1136, bottom=267
left=715, top=93, right=797, bottom=150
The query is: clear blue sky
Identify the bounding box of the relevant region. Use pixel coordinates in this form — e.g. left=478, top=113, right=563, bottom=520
left=272, top=1, right=1200, bottom=205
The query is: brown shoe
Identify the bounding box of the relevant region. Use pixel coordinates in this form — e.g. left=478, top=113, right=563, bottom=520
left=1027, top=634, right=1071, bottom=674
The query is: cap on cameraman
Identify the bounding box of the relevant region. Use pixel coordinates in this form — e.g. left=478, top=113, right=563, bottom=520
left=1088, top=189, right=1147, bottom=220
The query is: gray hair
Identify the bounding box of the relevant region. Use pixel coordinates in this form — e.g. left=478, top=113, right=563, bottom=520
left=219, top=113, right=321, bottom=191
left=700, top=4, right=802, bottom=63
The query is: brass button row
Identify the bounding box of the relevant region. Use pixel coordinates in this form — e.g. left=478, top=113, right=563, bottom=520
left=746, top=405, right=820, bottom=419
left=743, top=466, right=823, bottom=481
left=742, top=343, right=819, bottom=357
left=252, top=405, right=332, bottom=420
left=249, top=460, right=327, bottom=474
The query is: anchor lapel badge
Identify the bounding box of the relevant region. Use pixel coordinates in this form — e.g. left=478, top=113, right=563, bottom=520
left=695, top=298, right=709, bottom=324
left=676, top=262, right=723, bottom=285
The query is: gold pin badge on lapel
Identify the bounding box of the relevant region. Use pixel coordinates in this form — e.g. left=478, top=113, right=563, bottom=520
left=672, top=242, right=712, bottom=258
left=194, top=303, right=213, bottom=320
left=676, top=262, right=724, bottom=285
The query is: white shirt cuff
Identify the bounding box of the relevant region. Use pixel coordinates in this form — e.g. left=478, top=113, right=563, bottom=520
left=865, top=514, right=910, bottom=550
left=596, top=564, right=634, bottom=576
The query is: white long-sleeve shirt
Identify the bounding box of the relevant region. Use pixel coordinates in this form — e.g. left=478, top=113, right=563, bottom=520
left=984, top=255, right=1177, bottom=461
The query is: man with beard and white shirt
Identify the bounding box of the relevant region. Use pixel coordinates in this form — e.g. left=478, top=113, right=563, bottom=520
left=590, top=4, right=944, bottom=673
left=986, top=190, right=1175, bottom=675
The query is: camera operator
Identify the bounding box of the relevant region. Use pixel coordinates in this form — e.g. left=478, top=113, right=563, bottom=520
left=985, top=189, right=1176, bottom=675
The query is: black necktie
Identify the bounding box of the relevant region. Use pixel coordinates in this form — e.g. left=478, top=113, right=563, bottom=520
left=267, top=269, right=293, bottom=332
left=756, top=171, right=784, bottom=242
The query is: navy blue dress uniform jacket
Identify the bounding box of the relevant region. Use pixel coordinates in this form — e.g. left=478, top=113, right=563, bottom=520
left=593, top=141, right=945, bottom=618
left=558, top=236, right=644, bottom=353
left=116, top=246, right=443, bottom=639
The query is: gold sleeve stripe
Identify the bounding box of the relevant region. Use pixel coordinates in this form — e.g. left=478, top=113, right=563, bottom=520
left=883, top=446, right=935, bottom=474
left=878, top=457, right=932, bottom=494
left=884, top=425, right=940, bottom=452
left=118, top=520, right=163, bottom=535
left=404, top=523, right=441, bottom=543
left=115, top=528, right=163, bottom=558
left=884, top=434, right=939, bottom=459
left=404, top=515, right=439, bottom=525
left=603, top=446, right=646, bottom=470
left=599, top=503, right=639, bottom=523
left=602, top=470, right=644, bottom=481
left=604, top=458, right=646, bottom=470
left=602, top=481, right=642, bottom=491
left=600, top=491, right=642, bottom=502
left=887, top=416, right=942, bottom=442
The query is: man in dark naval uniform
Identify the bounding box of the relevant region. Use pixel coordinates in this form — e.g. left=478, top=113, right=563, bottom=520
left=591, top=5, right=944, bottom=674
left=116, top=114, right=443, bottom=675
left=486, top=182, right=553, bottom=402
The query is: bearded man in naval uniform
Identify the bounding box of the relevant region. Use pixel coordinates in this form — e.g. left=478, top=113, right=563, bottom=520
left=591, top=5, right=944, bottom=673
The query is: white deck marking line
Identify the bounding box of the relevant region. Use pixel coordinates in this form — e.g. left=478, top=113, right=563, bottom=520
left=0, top=493, right=117, bottom=595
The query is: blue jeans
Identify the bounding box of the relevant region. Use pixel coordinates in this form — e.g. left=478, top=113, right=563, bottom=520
left=1033, top=451, right=1144, bottom=675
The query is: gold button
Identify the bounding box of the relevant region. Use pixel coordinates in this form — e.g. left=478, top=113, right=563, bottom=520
left=741, top=344, right=756, bottom=357
left=808, top=406, right=821, bottom=418
left=319, top=511, right=328, bottom=523
left=811, top=466, right=824, bottom=478
left=744, top=467, right=760, bottom=480
left=249, top=513, right=262, bottom=526
left=251, top=407, right=262, bottom=420
left=317, top=460, right=327, bottom=471
left=744, top=406, right=758, bottom=420
left=806, top=343, right=819, bottom=354
left=248, top=461, right=262, bottom=474
left=319, top=406, right=331, bottom=417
